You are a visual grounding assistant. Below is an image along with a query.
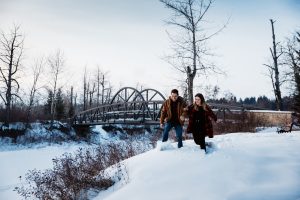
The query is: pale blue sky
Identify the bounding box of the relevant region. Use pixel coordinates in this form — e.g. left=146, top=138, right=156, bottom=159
left=0, top=0, right=299, bottom=99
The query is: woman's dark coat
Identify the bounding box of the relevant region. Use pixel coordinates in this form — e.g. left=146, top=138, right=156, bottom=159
left=187, top=104, right=217, bottom=138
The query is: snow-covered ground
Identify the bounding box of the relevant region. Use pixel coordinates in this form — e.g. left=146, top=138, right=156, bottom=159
left=0, top=143, right=90, bottom=199
left=1, top=128, right=300, bottom=200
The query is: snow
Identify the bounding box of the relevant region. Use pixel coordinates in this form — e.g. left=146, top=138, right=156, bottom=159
left=1, top=129, right=300, bottom=200
left=95, top=131, right=300, bottom=200
left=0, top=122, right=26, bottom=130
left=248, top=110, right=292, bottom=114
left=88, top=125, right=112, bottom=144
left=0, top=143, right=89, bottom=200
left=255, top=127, right=279, bottom=133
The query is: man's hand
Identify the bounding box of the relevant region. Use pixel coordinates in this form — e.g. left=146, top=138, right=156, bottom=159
left=180, top=115, right=185, bottom=121
left=216, top=119, right=222, bottom=124
left=160, top=123, right=164, bottom=129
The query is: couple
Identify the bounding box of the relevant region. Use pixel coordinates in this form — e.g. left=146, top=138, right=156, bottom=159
left=160, top=89, right=217, bottom=152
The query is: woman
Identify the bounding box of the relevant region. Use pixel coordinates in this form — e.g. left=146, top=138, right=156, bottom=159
left=187, top=93, right=217, bottom=152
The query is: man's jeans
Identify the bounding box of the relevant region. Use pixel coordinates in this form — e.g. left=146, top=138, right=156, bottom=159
left=162, top=122, right=183, bottom=148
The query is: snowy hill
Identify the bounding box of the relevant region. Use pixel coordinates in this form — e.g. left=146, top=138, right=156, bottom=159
left=1, top=130, right=300, bottom=200
left=95, top=131, right=300, bottom=200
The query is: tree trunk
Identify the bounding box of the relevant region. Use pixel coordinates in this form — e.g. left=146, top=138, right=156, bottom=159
left=101, top=74, right=105, bottom=104
left=160, top=0, right=225, bottom=105
left=0, top=26, right=38, bottom=125
left=270, top=19, right=283, bottom=110
left=187, top=66, right=195, bottom=104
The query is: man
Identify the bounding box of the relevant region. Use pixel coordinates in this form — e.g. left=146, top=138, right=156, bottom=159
left=160, top=89, right=187, bottom=148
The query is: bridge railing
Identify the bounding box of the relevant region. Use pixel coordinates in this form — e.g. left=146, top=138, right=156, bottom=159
left=73, top=100, right=164, bottom=125
left=72, top=98, right=267, bottom=126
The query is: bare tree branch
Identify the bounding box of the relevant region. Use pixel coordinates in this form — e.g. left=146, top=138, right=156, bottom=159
left=160, top=0, right=227, bottom=103
left=0, top=24, right=24, bottom=125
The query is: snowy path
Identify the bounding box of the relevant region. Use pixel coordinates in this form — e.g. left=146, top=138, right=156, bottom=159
left=96, top=131, right=300, bottom=200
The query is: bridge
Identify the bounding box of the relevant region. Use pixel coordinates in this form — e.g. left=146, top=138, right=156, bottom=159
left=72, top=87, right=263, bottom=126
left=73, top=87, right=166, bottom=126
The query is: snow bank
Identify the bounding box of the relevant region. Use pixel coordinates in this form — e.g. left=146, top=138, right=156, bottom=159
left=0, top=143, right=89, bottom=200
left=96, top=131, right=300, bottom=200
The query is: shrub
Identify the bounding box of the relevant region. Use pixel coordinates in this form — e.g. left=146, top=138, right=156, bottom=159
left=15, top=143, right=131, bottom=200
left=214, top=111, right=268, bottom=134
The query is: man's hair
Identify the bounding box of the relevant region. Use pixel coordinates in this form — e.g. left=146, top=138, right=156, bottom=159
left=171, top=89, right=179, bottom=95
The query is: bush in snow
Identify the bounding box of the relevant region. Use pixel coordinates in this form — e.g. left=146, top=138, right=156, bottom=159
left=0, top=123, right=26, bottom=142
left=214, top=112, right=268, bottom=134
left=15, top=140, right=151, bottom=200
left=0, top=121, right=77, bottom=145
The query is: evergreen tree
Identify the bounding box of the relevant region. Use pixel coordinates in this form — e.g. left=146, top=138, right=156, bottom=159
left=257, top=96, right=271, bottom=109
left=68, top=86, right=75, bottom=118
left=55, top=88, right=65, bottom=120
left=244, top=97, right=256, bottom=105
left=44, top=90, right=53, bottom=117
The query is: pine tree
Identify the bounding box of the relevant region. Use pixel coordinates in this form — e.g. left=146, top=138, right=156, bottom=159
left=257, top=96, right=270, bottom=109
left=68, top=86, right=75, bottom=118
left=44, top=90, right=53, bottom=118
left=55, top=88, right=65, bottom=120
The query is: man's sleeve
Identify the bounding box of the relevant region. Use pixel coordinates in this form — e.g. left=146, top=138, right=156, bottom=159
left=160, top=102, right=166, bottom=124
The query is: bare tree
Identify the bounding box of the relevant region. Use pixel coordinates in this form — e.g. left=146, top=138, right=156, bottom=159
left=264, top=19, right=283, bottom=110
left=204, top=84, right=220, bottom=100
left=104, top=83, right=113, bottom=104
left=0, top=25, right=24, bottom=126
left=95, top=66, right=110, bottom=106
left=284, top=32, right=300, bottom=112
left=160, top=0, right=228, bottom=103
left=96, top=66, right=102, bottom=107
left=83, top=67, right=88, bottom=110
left=26, top=57, right=45, bottom=125
left=89, top=82, right=96, bottom=108
left=82, top=66, right=112, bottom=111
left=83, top=67, right=87, bottom=110
left=48, top=50, right=65, bottom=124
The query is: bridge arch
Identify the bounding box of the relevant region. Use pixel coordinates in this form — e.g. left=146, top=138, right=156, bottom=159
left=110, top=87, right=146, bottom=104
left=138, top=88, right=166, bottom=102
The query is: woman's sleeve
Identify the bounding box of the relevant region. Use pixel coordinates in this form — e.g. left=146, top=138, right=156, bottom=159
left=207, top=105, right=217, bottom=122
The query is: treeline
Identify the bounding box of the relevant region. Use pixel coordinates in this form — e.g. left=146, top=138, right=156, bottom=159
left=0, top=84, right=113, bottom=124
left=0, top=24, right=299, bottom=126
left=208, top=95, right=293, bottom=111
left=0, top=25, right=112, bottom=126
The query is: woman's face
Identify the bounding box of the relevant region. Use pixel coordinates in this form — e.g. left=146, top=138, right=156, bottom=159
left=195, top=97, right=201, bottom=106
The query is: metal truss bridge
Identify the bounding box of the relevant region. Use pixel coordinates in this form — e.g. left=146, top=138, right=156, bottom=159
left=72, top=87, right=261, bottom=126
left=73, top=87, right=166, bottom=126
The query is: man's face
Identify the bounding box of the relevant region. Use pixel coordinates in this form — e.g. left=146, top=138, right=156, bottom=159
left=170, top=93, right=178, bottom=102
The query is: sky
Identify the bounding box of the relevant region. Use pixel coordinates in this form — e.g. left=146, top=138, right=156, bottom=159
left=0, top=0, right=300, bottom=100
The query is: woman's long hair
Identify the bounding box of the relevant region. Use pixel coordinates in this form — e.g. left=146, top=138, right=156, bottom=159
left=193, top=93, right=207, bottom=111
